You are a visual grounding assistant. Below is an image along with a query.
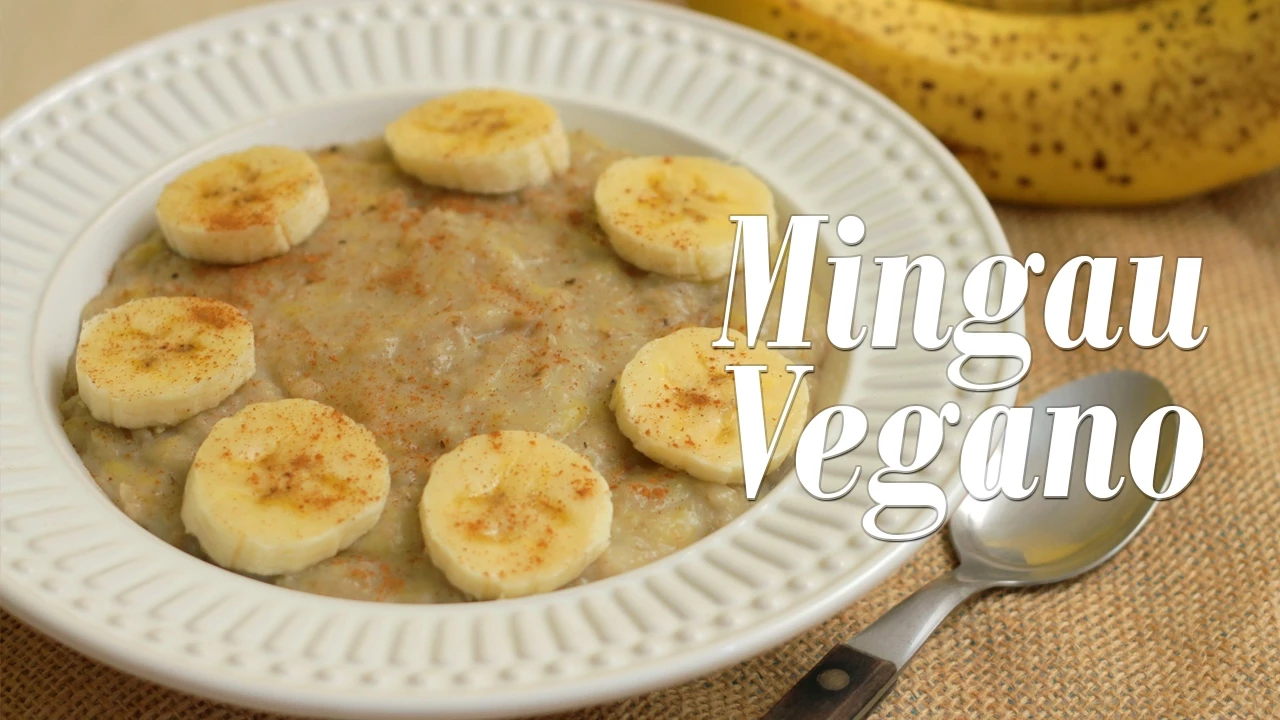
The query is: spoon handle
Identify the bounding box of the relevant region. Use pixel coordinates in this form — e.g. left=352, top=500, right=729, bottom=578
left=758, top=644, right=897, bottom=720
left=761, top=570, right=986, bottom=720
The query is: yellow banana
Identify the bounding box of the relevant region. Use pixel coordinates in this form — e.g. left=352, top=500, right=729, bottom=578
left=948, top=0, right=1146, bottom=11
left=689, top=0, right=1280, bottom=206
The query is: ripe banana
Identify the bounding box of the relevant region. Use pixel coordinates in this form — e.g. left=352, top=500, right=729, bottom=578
left=385, top=89, right=570, bottom=194
left=74, top=296, right=255, bottom=429
left=155, top=146, right=329, bottom=264
left=181, top=398, right=391, bottom=576
left=594, top=156, right=777, bottom=280
left=949, top=0, right=1146, bottom=11
left=611, top=327, right=810, bottom=485
left=419, top=431, right=612, bottom=600
left=689, top=0, right=1280, bottom=206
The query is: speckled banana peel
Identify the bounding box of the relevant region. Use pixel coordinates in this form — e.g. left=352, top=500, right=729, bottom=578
left=950, top=0, right=1148, bottom=11
left=689, top=0, right=1280, bottom=206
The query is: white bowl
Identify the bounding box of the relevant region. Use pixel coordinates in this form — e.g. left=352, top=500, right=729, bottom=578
left=0, top=1, right=1018, bottom=717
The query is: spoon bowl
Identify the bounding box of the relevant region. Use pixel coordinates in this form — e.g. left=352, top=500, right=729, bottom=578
left=951, top=370, right=1172, bottom=586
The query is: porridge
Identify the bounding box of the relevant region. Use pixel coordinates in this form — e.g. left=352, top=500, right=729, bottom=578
left=60, top=91, right=824, bottom=603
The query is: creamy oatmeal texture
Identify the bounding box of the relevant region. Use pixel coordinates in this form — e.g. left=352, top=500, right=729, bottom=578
left=61, top=132, right=823, bottom=603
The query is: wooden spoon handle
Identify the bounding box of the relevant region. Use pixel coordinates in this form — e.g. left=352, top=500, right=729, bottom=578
left=759, top=644, right=898, bottom=720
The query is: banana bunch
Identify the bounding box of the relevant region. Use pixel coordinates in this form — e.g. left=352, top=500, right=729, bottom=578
left=949, top=0, right=1147, bottom=11
left=689, top=0, right=1280, bottom=206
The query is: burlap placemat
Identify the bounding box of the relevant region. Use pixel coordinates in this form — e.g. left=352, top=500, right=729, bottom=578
left=3, top=1, right=1279, bottom=716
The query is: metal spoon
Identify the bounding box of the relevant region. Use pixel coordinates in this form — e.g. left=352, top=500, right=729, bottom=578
left=763, top=371, right=1175, bottom=720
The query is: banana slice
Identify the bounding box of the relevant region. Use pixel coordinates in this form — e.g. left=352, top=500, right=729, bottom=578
left=593, top=156, right=777, bottom=281
left=75, top=296, right=255, bottom=429
left=419, top=431, right=612, bottom=600
left=384, top=89, right=570, bottom=194
left=611, top=327, right=809, bottom=485
left=155, top=146, right=329, bottom=265
left=181, top=398, right=391, bottom=576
